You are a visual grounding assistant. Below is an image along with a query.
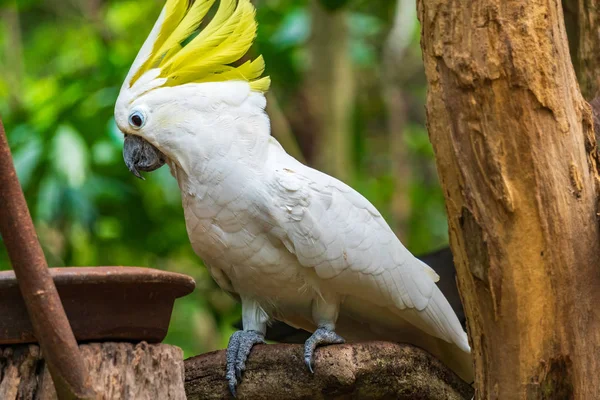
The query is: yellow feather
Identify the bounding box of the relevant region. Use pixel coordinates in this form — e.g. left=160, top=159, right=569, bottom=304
left=131, top=0, right=188, bottom=85
left=175, top=56, right=264, bottom=85
left=240, top=56, right=266, bottom=81
left=154, top=0, right=216, bottom=65
left=250, top=76, right=271, bottom=92
left=171, top=3, right=253, bottom=74
left=166, top=0, right=241, bottom=71
left=191, top=0, right=237, bottom=46
left=131, top=0, right=270, bottom=92
left=163, top=65, right=233, bottom=86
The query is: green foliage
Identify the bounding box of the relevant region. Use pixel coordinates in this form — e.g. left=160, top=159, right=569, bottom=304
left=0, top=0, right=447, bottom=357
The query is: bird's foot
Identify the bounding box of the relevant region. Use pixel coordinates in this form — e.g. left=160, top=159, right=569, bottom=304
left=226, top=330, right=265, bottom=397
left=303, top=326, right=345, bottom=373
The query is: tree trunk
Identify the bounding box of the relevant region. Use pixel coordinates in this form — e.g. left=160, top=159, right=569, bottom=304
left=184, top=342, right=474, bottom=399
left=308, top=0, right=354, bottom=182
left=0, top=342, right=186, bottom=399
left=562, top=0, right=600, bottom=99
left=418, top=1, right=600, bottom=399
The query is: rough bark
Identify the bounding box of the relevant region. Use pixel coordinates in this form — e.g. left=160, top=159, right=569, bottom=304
left=184, top=342, right=474, bottom=399
left=562, top=0, right=600, bottom=99
left=308, top=0, right=354, bottom=182
left=0, top=342, right=185, bottom=400
left=418, top=1, right=600, bottom=399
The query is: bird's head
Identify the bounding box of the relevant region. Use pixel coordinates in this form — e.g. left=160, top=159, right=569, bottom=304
left=115, top=0, right=270, bottom=179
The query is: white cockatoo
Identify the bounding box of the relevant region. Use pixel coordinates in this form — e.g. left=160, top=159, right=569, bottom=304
left=115, top=0, right=473, bottom=394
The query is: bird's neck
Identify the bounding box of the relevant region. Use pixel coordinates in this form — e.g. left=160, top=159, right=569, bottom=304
left=166, top=117, right=273, bottom=199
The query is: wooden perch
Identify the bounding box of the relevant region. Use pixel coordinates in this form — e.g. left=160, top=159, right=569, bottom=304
left=184, top=341, right=474, bottom=400
left=0, top=342, right=186, bottom=399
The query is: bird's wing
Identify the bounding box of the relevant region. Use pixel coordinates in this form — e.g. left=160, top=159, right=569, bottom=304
left=264, top=157, right=469, bottom=351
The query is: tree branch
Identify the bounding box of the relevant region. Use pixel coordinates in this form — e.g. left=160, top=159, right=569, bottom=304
left=184, top=342, right=474, bottom=400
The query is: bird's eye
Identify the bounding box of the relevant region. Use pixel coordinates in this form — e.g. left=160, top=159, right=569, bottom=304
left=128, top=111, right=146, bottom=129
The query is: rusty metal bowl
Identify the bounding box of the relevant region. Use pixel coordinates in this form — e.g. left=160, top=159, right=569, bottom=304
left=0, top=266, right=195, bottom=345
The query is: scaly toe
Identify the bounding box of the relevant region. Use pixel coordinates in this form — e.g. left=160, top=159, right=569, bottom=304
left=304, top=352, right=315, bottom=374
left=303, top=327, right=345, bottom=373
left=234, top=331, right=265, bottom=381
left=226, top=331, right=243, bottom=397
left=228, top=377, right=238, bottom=398
left=225, top=330, right=265, bottom=397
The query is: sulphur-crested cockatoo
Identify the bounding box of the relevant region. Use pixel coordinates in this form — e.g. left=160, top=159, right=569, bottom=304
left=114, top=0, right=473, bottom=394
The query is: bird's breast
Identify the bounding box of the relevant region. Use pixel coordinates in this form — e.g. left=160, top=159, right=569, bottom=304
left=182, top=193, right=314, bottom=309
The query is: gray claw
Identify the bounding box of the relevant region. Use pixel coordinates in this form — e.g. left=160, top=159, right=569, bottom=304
left=225, top=330, right=265, bottom=397
left=303, top=327, right=345, bottom=373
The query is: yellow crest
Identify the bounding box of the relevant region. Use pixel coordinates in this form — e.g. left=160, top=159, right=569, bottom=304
left=130, top=0, right=270, bottom=92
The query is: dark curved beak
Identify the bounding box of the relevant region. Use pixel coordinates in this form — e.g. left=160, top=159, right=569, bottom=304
left=123, top=134, right=166, bottom=180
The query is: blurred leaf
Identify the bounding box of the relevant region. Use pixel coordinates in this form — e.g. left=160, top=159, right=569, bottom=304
left=11, top=136, right=42, bottom=188
left=271, top=8, right=309, bottom=48
left=349, top=12, right=383, bottom=37
left=36, top=176, right=62, bottom=222
left=106, top=1, right=156, bottom=35
left=92, top=140, right=118, bottom=165
left=79, top=87, right=120, bottom=118
left=95, top=217, right=122, bottom=240
left=52, top=125, right=88, bottom=187
left=347, top=12, right=384, bottom=67
left=350, top=40, right=375, bottom=66
left=70, top=223, right=96, bottom=266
